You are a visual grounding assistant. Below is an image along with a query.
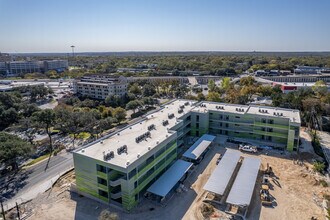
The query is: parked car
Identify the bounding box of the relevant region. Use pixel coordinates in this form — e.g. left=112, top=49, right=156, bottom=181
left=239, top=144, right=258, bottom=153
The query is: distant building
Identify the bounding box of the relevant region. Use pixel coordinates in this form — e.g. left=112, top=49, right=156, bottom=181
left=73, top=75, right=128, bottom=99
left=261, top=73, right=330, bottom=83
left=272, top=82, right=330, bottom=93
left=8, top=61, right=42, bottom=75
left=294, top=66, right=330, bottom=74
left=0, top=53, right=11, bottom=62
left=0, top=60, right=68, bottom=76
left=43, top=60, right=68, bottom=72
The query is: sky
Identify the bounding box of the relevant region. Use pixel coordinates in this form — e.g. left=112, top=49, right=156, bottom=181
left=1, top=0, right=330, bottom=53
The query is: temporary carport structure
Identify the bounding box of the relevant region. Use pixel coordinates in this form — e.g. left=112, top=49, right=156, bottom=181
left=203, top=150, right=241, bottom=196
left=226, top=157, right=261, bottom=208
left=147, top=159, right=193, bottom=198
left=183, top=134, right=216, bottom=161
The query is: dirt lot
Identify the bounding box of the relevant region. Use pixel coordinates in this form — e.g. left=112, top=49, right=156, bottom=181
left=6, top=133, right=329, bottom=220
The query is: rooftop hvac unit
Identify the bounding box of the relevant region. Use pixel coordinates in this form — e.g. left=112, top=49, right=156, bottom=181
left=126, top=160, right=130, bottom=165
left=137, top=153, right=140, bottom=158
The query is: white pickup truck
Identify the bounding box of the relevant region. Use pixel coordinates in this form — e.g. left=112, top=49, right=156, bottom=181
left=239, top=144, right=258, bottom=153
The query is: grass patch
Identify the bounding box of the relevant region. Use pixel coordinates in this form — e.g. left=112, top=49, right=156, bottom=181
left=69, top=132, right=91, bottom=140
left=26, top=153, right=51, bottom=166
left=25, top=148, right=62, bottom=166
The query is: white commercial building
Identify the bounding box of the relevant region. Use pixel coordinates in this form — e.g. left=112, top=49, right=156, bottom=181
left=73, top=75, right=128, bottom=99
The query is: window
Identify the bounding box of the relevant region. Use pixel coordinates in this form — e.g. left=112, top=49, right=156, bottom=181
left=134, top=181, right=138, bottom=188
left=235, top=124, right=239, bottom=126
left=269, top=119, right=274, bottom=124
left=129, top=168, right=137, bottom=179
left=146, top=155, right=154, bottom=164
left=225, top=123, right=228, bottom=128
left=262, top=119, right=267, bottom=123
left=98, top=189, right=108, bottom=198
left=235, top=116, right=240, bottom=119
left=97, top=177, right=107, bottom=186
left=261, top=127, right=265, bottom=131
left=196, top=123, right=199, bottom=128
left=196, top=115, right=200, bottom=122
left=96, top=164, right=107, bottom=173
left=225, top=116, right=229, bottom=120
left=135, top=194, right=139, bottom=201
left=268, top=128, right=273, bottom=132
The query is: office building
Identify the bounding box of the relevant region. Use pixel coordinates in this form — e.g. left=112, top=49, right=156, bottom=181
left=73, top=100, right=300, bottom=211
left=0, top=60, right=68, bottom=76
left=43, top=60, right=69, bottom=72
left=73, top=75, right=128, bottom=99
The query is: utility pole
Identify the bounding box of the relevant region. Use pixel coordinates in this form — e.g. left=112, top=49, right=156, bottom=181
left=15, top=202, right=20, bottom=220
left=1, top=201, right=6, bottom=220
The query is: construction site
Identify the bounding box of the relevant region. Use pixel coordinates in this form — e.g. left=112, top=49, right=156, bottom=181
left=2, top=129, right=328, bottom=220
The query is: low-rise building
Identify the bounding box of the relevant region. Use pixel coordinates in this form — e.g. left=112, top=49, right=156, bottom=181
left=294, top=66, right=330, bottom=74
left=73, top=75, right=128, bottom=99
left=272, top=82, right=330, bottom=93
left=73, top=100, right=301, bottom=211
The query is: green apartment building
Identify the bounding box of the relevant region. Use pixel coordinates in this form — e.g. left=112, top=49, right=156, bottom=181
left=73, top=100, right=300, bottom=210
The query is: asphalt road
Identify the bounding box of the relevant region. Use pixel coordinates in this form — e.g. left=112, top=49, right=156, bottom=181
left=0, top=151, right=73, bottom=208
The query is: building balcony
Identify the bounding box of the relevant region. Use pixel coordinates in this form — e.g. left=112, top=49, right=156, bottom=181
left=109, top=177, right=124, bottom=187
left=110, top=191, right=122, bottom=200
left=254, top=122, right=289, bottom=130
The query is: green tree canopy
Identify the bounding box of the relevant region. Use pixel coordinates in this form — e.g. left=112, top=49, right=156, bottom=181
left=0, top=132, right=32, bottom=170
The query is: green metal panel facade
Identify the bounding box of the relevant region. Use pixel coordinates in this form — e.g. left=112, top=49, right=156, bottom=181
left=73, top=101, right=300, bottom=211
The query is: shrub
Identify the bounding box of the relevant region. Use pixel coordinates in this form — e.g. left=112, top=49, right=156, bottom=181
left=313, top=161, right=326, bottom=173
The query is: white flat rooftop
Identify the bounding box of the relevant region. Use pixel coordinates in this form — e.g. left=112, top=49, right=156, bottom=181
left=226, top=157, right=261, bottom=207
left=193, top=102, right=300, bottom=123
left=75, top=100, right=197, bottom=169
left=203, top=149, right=241, bottom=196
left=147, top=159, right=193, bottom=197
left=183, top=134, right=216, bottom=160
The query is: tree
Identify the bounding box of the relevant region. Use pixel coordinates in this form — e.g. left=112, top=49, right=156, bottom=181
left=29, top=85, right=51, bottom=102
left=129, top=83, right=141, bottom=96
left=271, top=85, right=283, bottom=107
left=105, top=95, right=122, bottom=107
left=94, top=117, right=117, bottom=137
left=208, top=79, right=216, bottom=92
left=112, top=107, right=127, bottom=123
left=221, top=77, right=231, bottom=90
left=142, top=84, right=156, bottom=97
left=197, top=93, right=206, bottom=101
left=239, top=76, right=256, bottom=87
left=32, top=109, right=56, bottom=170
left=126, top=100, right=141, bottom=113
left=0, top=132, right=32, bottom=170
left=312, top=80, right=328, bottom=97
left=207, top=92, right=221, bottom=102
